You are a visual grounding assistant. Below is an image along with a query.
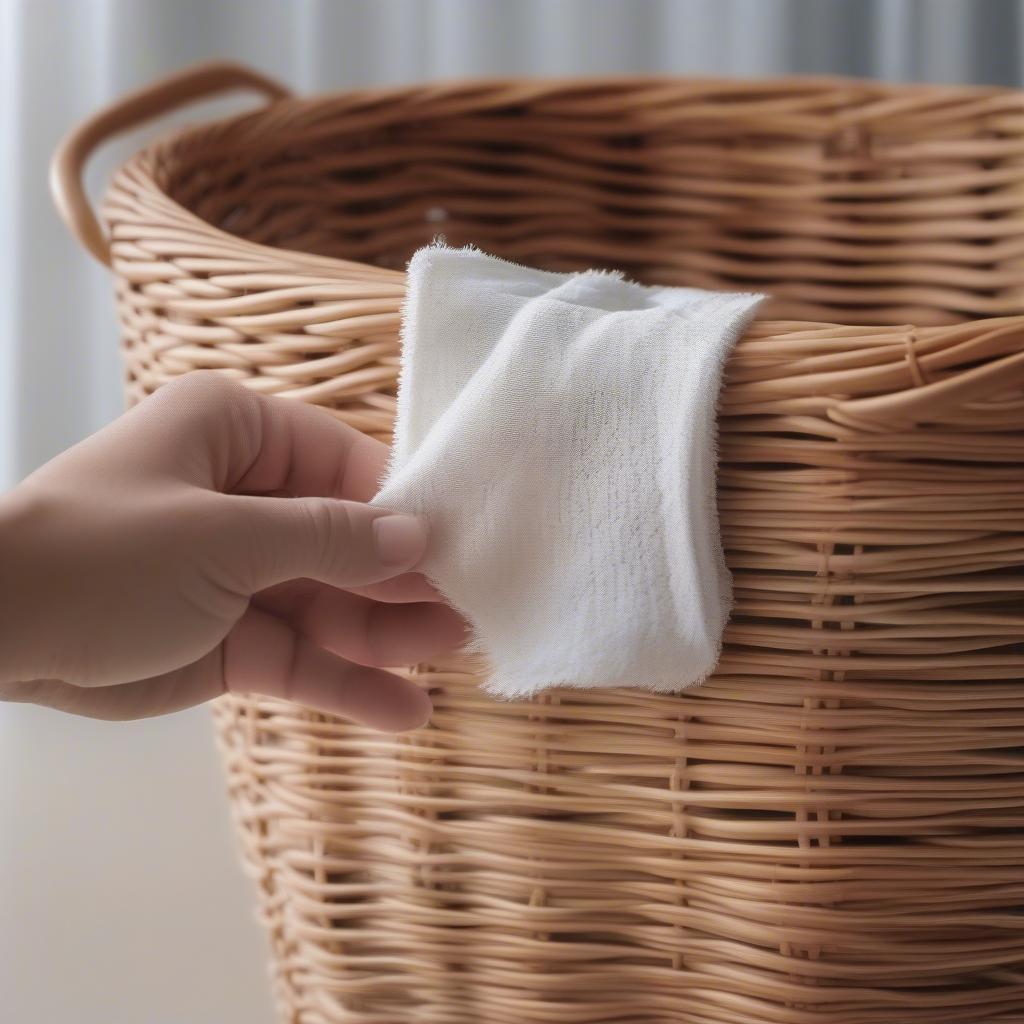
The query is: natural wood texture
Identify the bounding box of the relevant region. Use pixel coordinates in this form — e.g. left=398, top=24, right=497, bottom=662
left=55, top=63, right=1024, bottom=1023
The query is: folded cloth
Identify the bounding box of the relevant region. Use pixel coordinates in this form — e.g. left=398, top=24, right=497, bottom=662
left=372, top=243, right=765, bottom=698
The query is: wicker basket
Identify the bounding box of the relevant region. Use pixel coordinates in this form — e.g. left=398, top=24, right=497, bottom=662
left=53, top=62, right=1024, bottom=1024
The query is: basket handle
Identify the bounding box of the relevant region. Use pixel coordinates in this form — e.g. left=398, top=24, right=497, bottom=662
left=50, top=61, right=292, bottom=266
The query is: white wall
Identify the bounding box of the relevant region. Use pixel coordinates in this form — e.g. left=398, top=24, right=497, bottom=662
left=2, top=1, right=1021, bottom=1022
left=0, top=706, right=273, bottom=1024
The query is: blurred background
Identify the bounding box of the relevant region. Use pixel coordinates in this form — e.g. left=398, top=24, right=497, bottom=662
left=3, top=1, right=1024, bottom=1021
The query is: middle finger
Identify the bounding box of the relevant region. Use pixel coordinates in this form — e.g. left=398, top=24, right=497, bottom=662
left=254, top=579, right=469, bottom=667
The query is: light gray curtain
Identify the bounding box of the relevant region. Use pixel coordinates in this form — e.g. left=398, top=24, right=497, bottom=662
left=2, top=3, right=1022, bottom=1024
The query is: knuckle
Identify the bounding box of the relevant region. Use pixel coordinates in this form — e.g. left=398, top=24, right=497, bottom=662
left=155, top=372, right=256, bottom=431
left=2, top=678, right=92, bottom=717
left=301, top=498, right=354, bottom=574
left=2, top=678, right=56, bottom=706
left=162, top=370, right=238, bottom=406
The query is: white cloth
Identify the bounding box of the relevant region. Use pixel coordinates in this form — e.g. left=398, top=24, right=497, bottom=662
left=372, top=244, right=765, bottom=698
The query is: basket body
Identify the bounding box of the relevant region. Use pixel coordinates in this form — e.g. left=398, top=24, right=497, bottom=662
left=97, top=76, right=1024, bottom=1023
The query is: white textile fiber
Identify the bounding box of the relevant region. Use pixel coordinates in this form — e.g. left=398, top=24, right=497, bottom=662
left=372, top=244, right=766, bottom=698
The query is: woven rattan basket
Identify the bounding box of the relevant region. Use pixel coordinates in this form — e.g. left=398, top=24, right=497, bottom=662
left=53, top=62, right=1024, bottom=1023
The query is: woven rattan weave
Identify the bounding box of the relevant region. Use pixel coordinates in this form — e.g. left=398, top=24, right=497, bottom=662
left=54, top=63, right=1024, bottom=1023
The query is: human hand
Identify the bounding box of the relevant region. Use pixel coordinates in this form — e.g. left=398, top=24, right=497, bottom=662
left=0, top=373, right=466, bottom=728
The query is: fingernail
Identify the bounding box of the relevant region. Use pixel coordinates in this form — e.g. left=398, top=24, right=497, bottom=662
left=373, top=514, right=427, bottom=567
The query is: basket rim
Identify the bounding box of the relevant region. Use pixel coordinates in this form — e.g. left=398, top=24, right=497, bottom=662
left=102, top=70, right=1024, bottom=332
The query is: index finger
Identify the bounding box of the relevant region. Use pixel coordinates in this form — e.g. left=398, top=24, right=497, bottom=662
left=128, top=373, right=393, bottom=500
left=234, top=389, right=391, bottom=501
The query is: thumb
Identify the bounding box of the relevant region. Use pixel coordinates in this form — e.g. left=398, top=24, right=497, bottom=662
left=216, top=494, right=428, bottom=593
